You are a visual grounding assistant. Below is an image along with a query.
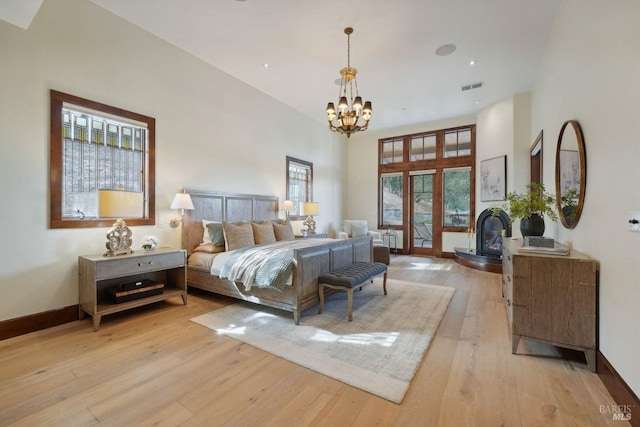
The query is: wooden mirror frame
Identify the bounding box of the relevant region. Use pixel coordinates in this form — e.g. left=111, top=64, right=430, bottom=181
left=555, top=120, right=586, bottom=229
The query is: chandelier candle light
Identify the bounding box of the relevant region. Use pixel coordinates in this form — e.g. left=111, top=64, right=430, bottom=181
left=326, top=27, right=372, bottom=138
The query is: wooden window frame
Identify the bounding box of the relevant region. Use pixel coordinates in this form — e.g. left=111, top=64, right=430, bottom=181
left=50, top=90, right=155, bottom=228
left=378, top=125, right=476, bottom=252
left=286, top=156, right=313, bottom=220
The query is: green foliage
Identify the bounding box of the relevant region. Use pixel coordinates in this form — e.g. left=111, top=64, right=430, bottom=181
left=491, top=182, right=558, bottom=223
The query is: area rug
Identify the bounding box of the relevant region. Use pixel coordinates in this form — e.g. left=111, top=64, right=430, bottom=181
left=191, top=278, right=455, bottom=403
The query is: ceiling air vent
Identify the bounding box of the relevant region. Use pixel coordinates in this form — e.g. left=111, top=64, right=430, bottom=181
left=461, top=82, right=483, bottom=91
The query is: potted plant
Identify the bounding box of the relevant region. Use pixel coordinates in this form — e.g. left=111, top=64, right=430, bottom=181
left=491, top=183, right=558, bottom=237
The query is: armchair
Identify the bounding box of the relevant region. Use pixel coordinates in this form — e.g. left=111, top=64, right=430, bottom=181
left=337, top=220, right=383, bottom=245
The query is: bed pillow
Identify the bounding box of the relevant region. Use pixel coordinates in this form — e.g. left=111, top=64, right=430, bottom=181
left=202, top=220, right=220, bottom=244
left=222, top=221, right=255, bottom=251
left=273, top=221, right=295, bottom=241
left=351, top=222, right=368, bottom=238
left=251, top=221, right=277, bottom=245
left=205, top=222, right=226, bottom=247
left=193, top=243, right=225, bottom=254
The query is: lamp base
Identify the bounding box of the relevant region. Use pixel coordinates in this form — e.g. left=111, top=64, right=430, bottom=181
left=303, top=216, right=316, bottom=234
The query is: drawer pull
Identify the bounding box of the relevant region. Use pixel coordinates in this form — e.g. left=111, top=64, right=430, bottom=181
left=138, top=261, right=153, bottom=266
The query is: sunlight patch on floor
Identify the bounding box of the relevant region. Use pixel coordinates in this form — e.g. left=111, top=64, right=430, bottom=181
left=409, top=262, right=453, bottom=271
left=310, top=330, right=399, bottom=347
left=216, top=311, right=277, bottom=335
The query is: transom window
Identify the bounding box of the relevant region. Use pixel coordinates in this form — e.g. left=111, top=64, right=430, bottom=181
left=444, top=128, right=472, bottom=158
left=410, top=134, right=436, bottom=161
left=380, top=138, right=404, bottom=164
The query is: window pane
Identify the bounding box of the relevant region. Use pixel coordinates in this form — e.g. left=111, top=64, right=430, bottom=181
left=286, top=157, right=313, bottom=217
left=61, top=107, right=146, bottom=219
left=444, top=128, right=471, bottom=158
left=381, top=138, right=404, bottom=164
left=381, top=175, right=403, bottom=225
left=443, top=169, right=471, bottom=227
left=410, top=134, right=436, bottom=161
left=413, top=174, right=433, bottom=248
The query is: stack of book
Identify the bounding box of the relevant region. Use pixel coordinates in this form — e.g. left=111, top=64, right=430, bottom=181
left=108, top=279, right=164, bottom=303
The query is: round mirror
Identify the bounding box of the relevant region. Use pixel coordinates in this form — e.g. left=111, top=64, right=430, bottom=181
left=555, top=120, right=586, bottom=228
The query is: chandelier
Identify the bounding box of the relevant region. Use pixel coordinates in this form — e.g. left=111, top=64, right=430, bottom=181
left=325, top=27, right=372, bottom=138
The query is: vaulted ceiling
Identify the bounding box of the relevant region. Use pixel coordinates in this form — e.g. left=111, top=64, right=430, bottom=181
left=1, top=0, right=561, bottom=131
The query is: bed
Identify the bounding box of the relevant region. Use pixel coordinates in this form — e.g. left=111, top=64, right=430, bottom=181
left=182, top=189, right=372, bottom=324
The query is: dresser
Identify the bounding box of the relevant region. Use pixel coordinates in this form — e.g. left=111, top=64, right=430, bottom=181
left=502, top=238, right=597, bottom=371
left=79, top=248, right=187, bottom=331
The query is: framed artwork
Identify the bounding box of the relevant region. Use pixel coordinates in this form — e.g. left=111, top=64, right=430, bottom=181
left=480, top=155, right=506, bottom=202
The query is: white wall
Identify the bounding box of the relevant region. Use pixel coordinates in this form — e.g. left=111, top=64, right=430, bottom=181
left=476, top=93, right=533, bottom=238
left=0, top=0, right=345, bottom=321
left=531, top=0, right=640, bottom=396
left=347, top=116, right=476, bottom=252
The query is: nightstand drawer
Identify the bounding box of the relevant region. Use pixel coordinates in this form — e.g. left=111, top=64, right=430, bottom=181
left=95, top=251, right=185, bottom=279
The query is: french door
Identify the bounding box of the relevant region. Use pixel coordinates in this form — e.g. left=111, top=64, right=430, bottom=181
left=410, top=171, right=441, bottom=256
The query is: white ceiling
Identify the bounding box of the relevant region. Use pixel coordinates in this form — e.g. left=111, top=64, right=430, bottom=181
left=2, top=0, right=561, bottom=132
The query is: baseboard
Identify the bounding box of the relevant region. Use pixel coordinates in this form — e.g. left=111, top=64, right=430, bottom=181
left=597, top=351, right=639, bottom=426
left=441, top=251, right=455, bottom=259
left=0, top=305, right=79, bottom=341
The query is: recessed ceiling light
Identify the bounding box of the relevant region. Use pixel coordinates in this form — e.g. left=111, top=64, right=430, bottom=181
left=474, top=100, right=480, bottom=104
left=435, top=44, right=456, bottom=57
left=263, top=63, right=269, bottom=68
left=470, top=60, right=476, bottom=66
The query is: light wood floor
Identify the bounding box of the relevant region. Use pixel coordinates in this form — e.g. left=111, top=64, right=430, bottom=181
left=0, top=256, right=625, bottom=426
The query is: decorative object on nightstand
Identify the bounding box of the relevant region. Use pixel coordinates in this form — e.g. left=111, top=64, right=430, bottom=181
left=282, top=200, right=295, bottom=218
left=169, top=192, right=194, bottom=228
left=98, top=189, right=144, bottom=257
left=141, top=235, right=158, bottom=252
left=300, top=202, right=319, bottom=234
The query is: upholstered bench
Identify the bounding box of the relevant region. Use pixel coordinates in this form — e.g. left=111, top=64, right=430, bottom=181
left=318, top=262, right=388, bottom=321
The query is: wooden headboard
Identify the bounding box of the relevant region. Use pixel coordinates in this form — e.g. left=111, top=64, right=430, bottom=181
left=181, top=189, right=279, bottom=255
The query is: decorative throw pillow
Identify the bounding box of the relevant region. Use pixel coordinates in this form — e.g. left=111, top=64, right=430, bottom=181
left=205, top=222, right=226, bottom=247
left=273, top=221, right=295, bottom=241
left=193, top=243, right=225, bottom=254
left=222, top=221, right=255, bottom=251
left=251, top=221, right=277, bottom=245
left=202, top=220, right=218, bottom=244
left=351, top=222, right=368, bottom=238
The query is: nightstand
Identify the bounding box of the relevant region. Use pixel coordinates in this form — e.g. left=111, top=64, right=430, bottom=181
left=78, top=247, right=187, bottom=331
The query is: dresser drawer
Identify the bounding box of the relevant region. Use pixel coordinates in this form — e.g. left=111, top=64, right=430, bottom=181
left=95, top=251, right=185, bottom=280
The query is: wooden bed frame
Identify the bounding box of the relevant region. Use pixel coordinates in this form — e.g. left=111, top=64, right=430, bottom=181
left=182, top=189, right=372, bottom=324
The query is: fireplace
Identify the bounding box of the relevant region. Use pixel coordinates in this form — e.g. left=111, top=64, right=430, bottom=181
left=476, top=208, right=511, bottom=258
left=454, top=208, right=511, bottom=273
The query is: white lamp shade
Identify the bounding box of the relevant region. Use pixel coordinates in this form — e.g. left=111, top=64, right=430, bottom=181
left=300, top=202, right=320, bottom=216
left=98, top=190, right=143, bottom=218
left=282, top=200, right=295, bottom=211
left=170, top=193, right=194, bottom=210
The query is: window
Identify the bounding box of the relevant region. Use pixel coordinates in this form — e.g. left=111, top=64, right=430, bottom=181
left=380, top=138, right=404, bottom=164
left=443, top=168, right=471, bottom=228
left=378, top=125, right=475, bottom=242
left=444, top=128, right=472, bottom=158
left=50, top=90, right=155, bottom=228
left=380, top=173, right=403, bottom=226
left=286, top=156, right=313, bottom=217
left=410, top=134, right=436, bottom=161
